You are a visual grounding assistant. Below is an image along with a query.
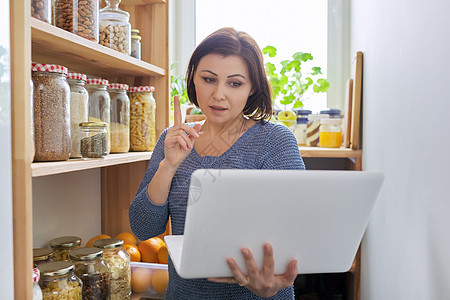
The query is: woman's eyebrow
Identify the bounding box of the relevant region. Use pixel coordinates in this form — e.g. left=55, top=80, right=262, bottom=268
left=199, top=70, right=246, bottom=79
left=199, top=70, right=218, bottom=76
left=227, top=74, right=246, bottom=79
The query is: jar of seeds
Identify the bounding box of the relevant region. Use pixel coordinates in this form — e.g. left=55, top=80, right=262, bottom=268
left=31, top=0, right=51, bottom=23
left=38, top=261, right=82, bottom=300
left=99, top=0, right=131, bottom=55
left=86, top=78, right=111, bottom=154
left=108, top=83, right=130, bottom=153
left=53, top=0, right=99, bottom=42
left=32, top=63, right=70, bottom=162
left=93, top=238, right=131, bottom=300
left=68, top=73, right=89, bottom=158
left=129, top=86, right=156, bottom=151
left=79, top=122, right=108, bottom=159
left=50, top=236, right=82, bottom=262
left=33, top=248, right=54, bottom=268
left=130, top=29, right=141, bottom=59
left=69, top=248, right=110, bottom=300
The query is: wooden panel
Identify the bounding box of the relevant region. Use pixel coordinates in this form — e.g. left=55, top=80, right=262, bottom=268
left=350, top=52, right=363, bottom=150
left=343, top=78, right=353, bottom=148
left=299, top=147, right=362, bottom=159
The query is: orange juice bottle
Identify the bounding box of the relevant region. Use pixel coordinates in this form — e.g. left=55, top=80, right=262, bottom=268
left=319, top=118, right=343, bottom=148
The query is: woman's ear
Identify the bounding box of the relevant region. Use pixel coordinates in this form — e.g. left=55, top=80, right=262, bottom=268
left=249, top=89, right=255, bottom=96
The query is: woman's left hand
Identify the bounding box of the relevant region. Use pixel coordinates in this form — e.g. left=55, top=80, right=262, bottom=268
left=208, top=243, right=298, bottom=298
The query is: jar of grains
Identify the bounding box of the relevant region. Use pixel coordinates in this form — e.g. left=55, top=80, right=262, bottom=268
left=67, top=73, right=89, bottom=158
left=108, top=83, right=130, bottom=153
left=130, top=29, right=141, bottom=59
left=86, top=78, right=111, bottom=154
left=79, top=122, right=108, bottom=159
left=99, top=0, right=131, bottom=55
left=50, top=236, right=82, bottom=262
left=33, top=268, right=43, bottom=300
left=30, top=79, right=35, bottom=161
left=32, top=63, right=70, bottom=162
left=53, top=0, right=99, bottom=42
left=31, top=0, right=51, bottom=23
left=93, top=238, right=131, bottom=300
left=69, top=248, right=110, bottom=300
left=38, top=261, right=82, bottom=300
left=33, top=248, right=54, bottom=268
left=128, top=86, right=156, bottom=151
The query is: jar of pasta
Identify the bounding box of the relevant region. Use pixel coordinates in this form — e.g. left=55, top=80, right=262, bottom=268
left=99, top=0, right=131, bottom=55
left=69, top=248, right=110, bottom=300
left=68, top=73, right=89, bottom=158
left=38, top=261, right=82, bottom=300
left=86, top=78, right=111, bottom=154
left=33, top=248, right=54, bottom=268
left=129, top=86, right=156, bottom=151
left=50, top=236, right=82, bottom=262
left=108, top=83, right=130, bottom=153
left=319, top=118, right=343, bottom=148
left=94, top=238, right=131, bottom=300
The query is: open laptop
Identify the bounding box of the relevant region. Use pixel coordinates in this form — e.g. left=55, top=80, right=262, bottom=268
left=164, top=169, right=384, bottom=279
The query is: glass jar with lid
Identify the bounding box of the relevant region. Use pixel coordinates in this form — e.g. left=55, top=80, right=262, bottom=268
left=33, top=267, right=43, bottom=300
left=319, top=118, right=343, bottom=148
left=50, top=236, right=82, bottom=262
left=30, top=79, right=35, bottom=161
left=99, top=0, right=131, bottom=55
left=79, top=122, right=108, bottom=159
left=53, top=0, right=99, bottom=42
left=93, top=238, right=131, bottom=300
left=31, top=0, right=51, bottom=23
left=68, top=73, right=89, bottom=158
left=108, top=83, right=130, bottom=153
left=33, top=248, right=54, bottom=268
left=38, top=261, right=83, bottom=300
left=130, top=29, right=141, bottom=59
left=129, top=86, right=156, bottom=151
left=69, top=248, right=110, bottom=300
left=32, top=63, right=71, bottom=162
left=86, top=78, right=111, bottom=154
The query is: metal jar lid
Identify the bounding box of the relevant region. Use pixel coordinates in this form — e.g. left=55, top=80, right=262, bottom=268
left=94, top=238, right=124, bottom=249
left=69, top=247, right=104, bottom=261
left=79, top=121, right=108, bottom=128
left=50, top=236, right=82, bottom=249
left=38, top=261, right=74, bottom=277
left=33, top=248, right=54, bottom=261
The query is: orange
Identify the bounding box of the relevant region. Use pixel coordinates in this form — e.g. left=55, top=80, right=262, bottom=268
left=85, top=234, right=111, bottom=247
left=123, top=243, right=141, bottom=262
left=131, top=267, right=152, bottom=293
left=152, top=269, right=169, bottom=295
left=138, top=237, right=164, bottom=263
left=157, top=243, right=168, bottom=264
left=115, top=232, right=137, bottom=245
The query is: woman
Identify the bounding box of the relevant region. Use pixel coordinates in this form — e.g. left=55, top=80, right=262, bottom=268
left=129, top=27, right=305, bottom=299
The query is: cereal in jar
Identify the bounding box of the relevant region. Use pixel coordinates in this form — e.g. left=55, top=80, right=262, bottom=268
left=50, top=236, right=82, bottom=262
left=38, top=261, right=82, bottom=300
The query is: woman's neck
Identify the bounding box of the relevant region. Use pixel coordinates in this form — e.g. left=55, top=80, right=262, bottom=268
left=200, top=115, right=246, bottom=138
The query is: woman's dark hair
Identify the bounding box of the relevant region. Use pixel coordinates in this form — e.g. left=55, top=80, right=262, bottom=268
left=186, top=27, right=272, bottom=121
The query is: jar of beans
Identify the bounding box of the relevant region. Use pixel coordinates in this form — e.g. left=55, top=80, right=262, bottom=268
left=38, top=261, right=82, bottom=300
left=67, top=73, right=89, bottom=158
left=86, top=78, right=111, bottom=154
left=50, top=236, right=82, bottom=262
left=31, top=0, right=51, bottom=23
left=53, top=0, right=99, bottom=42
left=108, top=83, right=130, bottom=153
left=32, top=63, right=70, bottom=162
left=99, top=0, right=131, bottom=55
left=128, top=86, right=156, bottom=151
left=33, top=248, right=54, bottom=268
left=69, top=248, right=110, bottom=300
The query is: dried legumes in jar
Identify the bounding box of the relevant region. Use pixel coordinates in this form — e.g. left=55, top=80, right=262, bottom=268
left=31, top=0, right=51, bottom=23
left=129, top=86, right=156, bottom=151
left=99, top=0, right=131, bottom=55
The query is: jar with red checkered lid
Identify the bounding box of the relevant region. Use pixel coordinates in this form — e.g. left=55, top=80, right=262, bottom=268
left=86, top=78, right=111, bottom=154
left=31, top=63, right=70, bottom=161
left=33, top=267, right=43, bottom=300
left=128, top=86, right=156, bottom=151
left=108, top=83, right=130, bottom=153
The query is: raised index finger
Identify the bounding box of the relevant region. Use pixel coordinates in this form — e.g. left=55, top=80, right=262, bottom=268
left=173, top=95, right=182, bottom=125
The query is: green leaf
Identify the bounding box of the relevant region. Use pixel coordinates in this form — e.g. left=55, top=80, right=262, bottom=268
left=262, top=45, right=277, bottom=57
left=293, top=100, right=304, bottom=108
left=293, top=52, right=313, bottom=62
left=311, top=67, right=322, bottom=75
left=313, top=78, right=330, bottom=93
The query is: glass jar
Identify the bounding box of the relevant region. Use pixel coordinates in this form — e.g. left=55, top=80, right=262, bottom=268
left=129, top=86, right=156, bottom=151
left=34, top=248, right=54, bottom=268
left=130, top=29, right=141, bottom=59
left=108, top=83, right=130, bottom=153
left=38, top=261, right=83, bottom=300
left=320, top=108, right=341, bottom=119
left=50, top=236, right=82, bottom=262
left=53, top=0, right=99, bottom=42
left=86, top=78, right=111, bottom=154
left=320, top=118, right=343, bottom=148
left=93, top=238, right=131, bottom=300
left=33, top=268, right=43, bottom=300
left=31, top=0, right=51, bottom=23
left=32, top=63, right=71, bottom=162
left=99, top=0, right=131, bottom=55
left=30, top=78, right=35, bottom=161
left=68, top=73, right=89, bottom=158
left=69, top=248, right=110, bottom=300
left=79, top=122, right=108, bottom=159
left=305, top=113, right=329, bottom=147
left=294, top=117, right=308, bottom=146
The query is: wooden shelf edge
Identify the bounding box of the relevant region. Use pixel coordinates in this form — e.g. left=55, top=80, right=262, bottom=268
left=32, top=152, right=152, bottom=177
left=299, top=146, right=362, bottom=158
left=122, top=0, right=166, bottom=4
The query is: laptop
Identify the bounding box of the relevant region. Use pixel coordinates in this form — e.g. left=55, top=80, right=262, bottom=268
left=164, top=169, right=384, bottom=279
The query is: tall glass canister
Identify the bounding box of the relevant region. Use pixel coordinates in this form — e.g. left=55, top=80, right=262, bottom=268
left=99, top=0, right=131, bottom=55
left=128, top=86, right=156, bottom=151
left=108, top=83, right=130, bottom=153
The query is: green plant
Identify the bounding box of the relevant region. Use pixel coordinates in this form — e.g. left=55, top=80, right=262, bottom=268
left=262, top=45, right=330, bottom=109
left=170, top=62, right=190, bottom=106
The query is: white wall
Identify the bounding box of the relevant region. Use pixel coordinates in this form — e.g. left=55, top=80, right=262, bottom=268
left=350, top=0, right=450, bottom=299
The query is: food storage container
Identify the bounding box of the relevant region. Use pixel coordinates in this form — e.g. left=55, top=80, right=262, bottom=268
left=53, top=0, right=99, bottom=42
left=79, top=122, right=108, bottom=159
left=32, top=63, right=71, bottom=162
left=38, top=261, right=83, bottom=300
left=33, top=248, right=54, bottom=268
left=130, top=29, right=141, bottom=59
left=70, top=248, right=111, bottom=300
left=320, top=118, right=343, bottom=148
left=33, top=268, right=43, bottom=300
left=99, top=0, right=131, bottom=55
left=31, top=0, right=51, bottom=23
left=305, top=113, right=329, bottom=147
left=67, top=73, right=89, bottom=158
left=108, top=83, right=130, bottom=153
left=30, top=79, right=35, bottom=161
left=49, top=236, right=82, bottom=262
left=130, top=262, right=168, bottom=299
left=320, top=108, right=341, bottom=119
left=94, top=238, right=131, bottom=300
left=128, top=86, right=156, bottom=151
left=294, top=117, right=308, bottom=146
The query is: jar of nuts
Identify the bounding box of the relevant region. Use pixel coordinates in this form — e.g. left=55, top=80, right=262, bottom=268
left=108, top=83, right=130, bottom=153
left=128, top=86, right=156, bottom=151
left=38, top=261, right=83, bottom=300
left=50, top=236, right=82, bottom=262
left=31, top=0, right=51, bottom=23
left=53, top=0, right=99, bottom=42
left=99, top=0, right=131, bottom=55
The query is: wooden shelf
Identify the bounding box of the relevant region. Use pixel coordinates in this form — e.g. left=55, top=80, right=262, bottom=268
left=299, top=146, right=361, bottom=158
left=31, top=18, right=166, bottom=78
left=122, top=0, right=166, bottom=4
left=32, top=152, right=152, bottom=177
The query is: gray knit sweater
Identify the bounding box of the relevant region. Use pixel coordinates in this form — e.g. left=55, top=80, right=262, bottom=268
left=129, top=120, right=305, bottom=299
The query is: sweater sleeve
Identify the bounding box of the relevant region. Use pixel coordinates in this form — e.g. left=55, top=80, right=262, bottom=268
left=129, top=129, right=170, bottom=241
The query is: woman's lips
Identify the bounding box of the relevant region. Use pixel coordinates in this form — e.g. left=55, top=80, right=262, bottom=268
left=210, top=105, right=227, bottom=111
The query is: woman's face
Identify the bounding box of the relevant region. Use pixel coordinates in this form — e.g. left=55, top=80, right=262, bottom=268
left=193, top=54, right=253, bottom=126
